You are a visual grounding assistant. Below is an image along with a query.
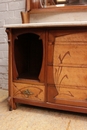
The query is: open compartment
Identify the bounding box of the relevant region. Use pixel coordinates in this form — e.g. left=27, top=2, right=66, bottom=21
left=13, top=33, right=43, bottom=81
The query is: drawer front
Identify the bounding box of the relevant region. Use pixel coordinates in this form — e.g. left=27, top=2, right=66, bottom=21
left=47, top=85, right=87, bottom=107
left=13, top=82, right=45, bottom=102
left=54, top=44, right=87, bottom=65
left=55, top=31, right=87, bottom=42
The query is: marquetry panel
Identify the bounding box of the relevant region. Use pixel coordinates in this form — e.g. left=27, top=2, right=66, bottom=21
left=53, top=67, right=87, bottom=86
left=54, top=44, right=87, bottom=65
left=13, top=82, right=45, bottom=101
left=47, top=85, right=87, bottom=107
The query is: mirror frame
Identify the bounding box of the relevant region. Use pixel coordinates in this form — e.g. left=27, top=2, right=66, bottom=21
left=26, top=0, right=87, bottom=13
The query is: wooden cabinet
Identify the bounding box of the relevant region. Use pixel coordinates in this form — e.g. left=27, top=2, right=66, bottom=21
left=6, top=25, right=87, bottom=113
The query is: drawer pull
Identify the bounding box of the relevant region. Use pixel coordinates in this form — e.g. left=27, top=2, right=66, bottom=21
left=21, top=89, right=33, bottom=98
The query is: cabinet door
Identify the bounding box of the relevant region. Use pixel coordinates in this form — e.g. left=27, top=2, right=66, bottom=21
left=47, top=27, right=87, bottom=107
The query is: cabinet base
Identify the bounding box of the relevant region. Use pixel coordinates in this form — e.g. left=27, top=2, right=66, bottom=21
left=8, top=97, right=87, bottom=113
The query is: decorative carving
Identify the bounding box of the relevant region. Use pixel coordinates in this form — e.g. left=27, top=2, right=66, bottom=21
left=55, top=51, right=70, bottom=84
left=54, top=51, right=75, bottom=98
left=58, top=51, right=70, bottom=64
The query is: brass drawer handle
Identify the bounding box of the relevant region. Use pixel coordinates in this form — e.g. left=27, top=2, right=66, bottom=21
left=21, top=89, right=33, bottom=98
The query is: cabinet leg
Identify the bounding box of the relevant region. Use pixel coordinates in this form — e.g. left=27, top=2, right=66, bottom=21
left=9, top=106, right=12, bottom=111
left=8, top=97, right=17, bottom=110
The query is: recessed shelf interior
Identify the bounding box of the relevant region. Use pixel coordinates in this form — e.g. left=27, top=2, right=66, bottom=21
left=14, top=33, right=43, bottom=80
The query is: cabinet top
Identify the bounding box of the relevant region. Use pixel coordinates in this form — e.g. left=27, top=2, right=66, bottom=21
left=4, top=21, right=87, bottom=28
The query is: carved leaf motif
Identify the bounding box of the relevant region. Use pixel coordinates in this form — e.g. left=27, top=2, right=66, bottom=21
left=54, top=51, right=73, bottom=98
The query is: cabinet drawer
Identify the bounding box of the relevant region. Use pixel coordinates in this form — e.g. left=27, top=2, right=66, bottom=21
left=47, top=85, right=87, bottom=107
left=13, top=82, right=45, bottom=102
left=55, top=31, right=87, bottom=42
left=54, top=44, right=87, bottom=65
left=49, top=29, right=87, bottom=42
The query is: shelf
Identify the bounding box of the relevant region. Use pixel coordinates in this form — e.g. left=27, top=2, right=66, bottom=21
left=14, top=79, right=44, bottom=85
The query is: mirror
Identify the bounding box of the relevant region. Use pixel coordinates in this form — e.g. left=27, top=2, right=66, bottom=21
left=40, top=0, right=87, bottom=8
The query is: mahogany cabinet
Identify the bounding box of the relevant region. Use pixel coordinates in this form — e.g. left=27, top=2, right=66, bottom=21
left=6, top=25, right=87, bottom=113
